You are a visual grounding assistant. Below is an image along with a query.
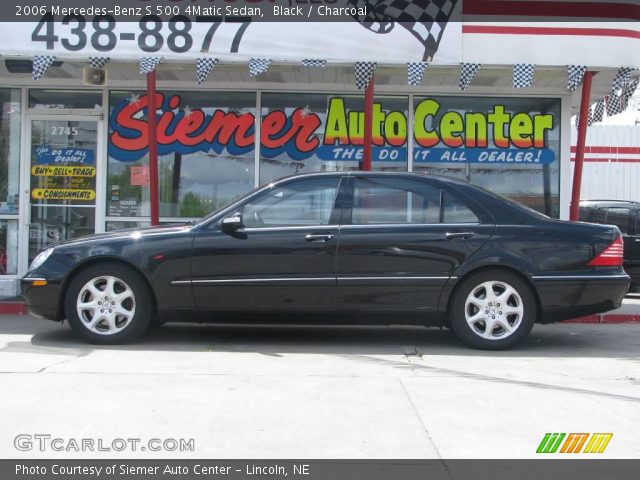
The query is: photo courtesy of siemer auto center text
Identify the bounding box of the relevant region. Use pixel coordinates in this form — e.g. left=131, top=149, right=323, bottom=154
left=0, top=1, right=638, bottom=479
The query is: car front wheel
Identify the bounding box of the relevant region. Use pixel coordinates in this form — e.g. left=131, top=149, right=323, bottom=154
left=449, top=270, right=536, bottom=350
left=64, top=263, right=152, bottom=344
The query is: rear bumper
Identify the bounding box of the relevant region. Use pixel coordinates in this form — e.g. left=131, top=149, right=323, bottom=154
left=533, top=274, right=630, bottom=323
left=21, top=278, right=63, bottom=321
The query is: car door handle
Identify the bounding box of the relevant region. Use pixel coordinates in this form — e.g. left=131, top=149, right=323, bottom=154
left=445, top=232, right=475, bottom=240
left=305, top=234, right=335, bottom=242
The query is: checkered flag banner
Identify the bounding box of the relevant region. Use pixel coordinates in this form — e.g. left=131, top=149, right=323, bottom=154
left=610, top=66, right=637, bottom=94
left=459, top=63, right=480, bottom=91
left=249, top=58, right=271, bottom=77
left=567, top=65, right=587, bottom=91
left=302, top=59, right=327, bottom=67
left=32, top=55, right=56, bottom=80
left=591, top=100, right=605, bottom=125
left=408, top=62, right=429, bottom=85
left=347, top=0, right=460, bottom=61
left=513, top=64, right=535, bottom=88
left=140, top=57, right=164, bottom=74
left=355, top=62, right=377, bottom=90
left=89, top=57, right=111, bottom=69
left=196, top=58, right=218, bottom=84
left=575, top=109, right=592, bottom=130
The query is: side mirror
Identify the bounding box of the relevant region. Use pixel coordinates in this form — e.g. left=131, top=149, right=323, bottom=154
left=221, top=213, right=243, bottom=232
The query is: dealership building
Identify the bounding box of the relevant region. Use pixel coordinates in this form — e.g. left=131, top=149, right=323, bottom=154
left=0, top=1, right=637, bottom=296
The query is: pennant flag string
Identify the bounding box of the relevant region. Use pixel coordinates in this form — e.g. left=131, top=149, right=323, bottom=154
left=407, top=62, right=429, bottom=86
left=140, top=56, right=164, bottom=75
left=32, top=55, right=56, bottom=80
left=355, top=61, right=376, bottom=90
left=89, top=57, right=111, bottom=69
left=459, top=63, right=480, bottom=91
left=196, top=57, right=219, bottom=85
left=249, top=58, right=271, bottom=77
left=567, top=65, right=586, bottom=91
left=513, top=64, right=535, bottom=88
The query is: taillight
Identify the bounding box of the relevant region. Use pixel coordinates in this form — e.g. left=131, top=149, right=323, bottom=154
left=588, top=236, right=624, bottom=267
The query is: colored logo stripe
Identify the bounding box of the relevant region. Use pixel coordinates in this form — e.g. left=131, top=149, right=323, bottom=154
left=536, top=433, right=566, bottom=453
left=584, top=433, right=613, bottom=453
left=560, top=433, right=589, bottom=453
left=537, top=433, right=613, bottom=453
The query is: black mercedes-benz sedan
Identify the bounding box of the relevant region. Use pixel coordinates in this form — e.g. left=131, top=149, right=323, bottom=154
left=22, top=172, right=629, bottom=349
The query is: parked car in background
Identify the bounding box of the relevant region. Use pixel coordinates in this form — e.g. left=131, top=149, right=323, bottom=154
left=22, top=173, right=629, bottom=350
left=579, top=200, right=640, bottom=291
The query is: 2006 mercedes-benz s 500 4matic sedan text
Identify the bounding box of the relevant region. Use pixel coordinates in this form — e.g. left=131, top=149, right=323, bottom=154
left=22, top=172, right=629, bottom=349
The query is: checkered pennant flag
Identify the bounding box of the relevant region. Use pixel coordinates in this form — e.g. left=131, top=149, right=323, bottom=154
left=590, top=100, right=605, bottom=125
left=408, top=62, right=429, bottom=85
left=140, top=57, right=164, bottom=75
left=575, top=109, right=592, bottom=130
left=355, top=62, right=377, bottom=90
left=301, top=59, right=327, bottom=67
left=196, top=58, right=219, bottom=85
left=610, top=66, right=637, bottom=94
left=249, top=58, right=271, bottom=77
left=459, top=63, right=480, bottom=91
left=606, top=92, right=626, bottom=116
left=89, top=57, right=111, bottom=69
left=347, top=0, right=460, bottom=61
left=513, top=64, right=535, bottom=88
left=32, top=55, right=56, bottom=80
left=567, top=65, right=587, bottom=92
left=623, top=76, right=639, bottom=103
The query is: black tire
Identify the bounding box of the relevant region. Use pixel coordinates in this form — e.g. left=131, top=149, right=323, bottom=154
left=448, top=269, right=536, bottom=350
left=64, top=263, right=153, bottom=344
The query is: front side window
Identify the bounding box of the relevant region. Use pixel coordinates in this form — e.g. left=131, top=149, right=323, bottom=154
left=242, top=177, right=340, bottom=228
left=351, top=177, right=478, bottom=225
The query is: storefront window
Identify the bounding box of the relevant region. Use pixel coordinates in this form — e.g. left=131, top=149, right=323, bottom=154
left=0, top=220, right=18, bottom=274
left=29, top=89, right=102, bottom=109
left=108, top=90, right=256, bottom=218
left=412, top=96, right=561, bottom=217
left=0, top=89, right=21, bottom=215
left=260, top=94, right=408, bottom=184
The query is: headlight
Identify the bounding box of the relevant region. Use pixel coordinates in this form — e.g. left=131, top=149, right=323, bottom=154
left=29, top=247, right=54, bottom=271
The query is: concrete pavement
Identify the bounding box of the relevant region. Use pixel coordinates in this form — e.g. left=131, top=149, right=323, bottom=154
left=0, top=315, right=638, bottom=459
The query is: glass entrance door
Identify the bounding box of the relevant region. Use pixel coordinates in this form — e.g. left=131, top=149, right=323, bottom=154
left=28, top=118, right=99, bottom=262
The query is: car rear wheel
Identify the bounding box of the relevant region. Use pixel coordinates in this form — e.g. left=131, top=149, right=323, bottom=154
left=449, top=270, right=536, bottom=350
left=65, top=263, right=152, bottom=344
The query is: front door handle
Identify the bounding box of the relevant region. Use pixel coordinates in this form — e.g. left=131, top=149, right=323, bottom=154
left=305, top=233, right=335, bottom=242
left=445, top=232, right=475, bottom=240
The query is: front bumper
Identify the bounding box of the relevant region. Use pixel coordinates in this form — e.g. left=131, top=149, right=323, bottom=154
left=533, top=274, right=630, bottom=323
left=21, top=277, right=63, bottom=321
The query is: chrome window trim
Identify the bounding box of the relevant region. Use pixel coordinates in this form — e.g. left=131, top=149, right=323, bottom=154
left=340, top=223, right=481, bottom=229
left=241, top=225, right=339, bottom=232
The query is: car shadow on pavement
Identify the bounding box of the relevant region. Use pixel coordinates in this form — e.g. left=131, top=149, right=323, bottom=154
left=0, top=314, right=638, bottom=359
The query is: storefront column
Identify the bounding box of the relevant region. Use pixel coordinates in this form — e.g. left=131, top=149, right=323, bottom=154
left=146, top=71, right=160, bottom=226
left=362, top=74, right=375, bottom=171
left=569, top=70, right=593, bottom=221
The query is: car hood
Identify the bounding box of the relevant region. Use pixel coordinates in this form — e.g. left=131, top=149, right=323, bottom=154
left=49, top=223, right=196, bottom=249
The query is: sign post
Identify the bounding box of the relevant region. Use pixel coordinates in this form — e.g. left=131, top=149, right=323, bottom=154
left=147, top=71, right=160, bottom=226
left=362, top=74, right=375, bottom=171
left=570, top=70, right=593, bottom=221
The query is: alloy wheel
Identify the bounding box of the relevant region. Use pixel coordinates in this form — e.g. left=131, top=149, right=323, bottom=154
left=76, top=275, right=136, bottom=335
left=464, top=281, right=524, bottom=340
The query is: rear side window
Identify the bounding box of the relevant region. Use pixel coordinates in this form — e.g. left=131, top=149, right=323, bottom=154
left=351, top=177, right=478, bottom=225
left=599, top=207, right=632, bottom=234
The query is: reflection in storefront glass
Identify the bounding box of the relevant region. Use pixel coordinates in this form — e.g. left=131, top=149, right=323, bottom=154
left=0, top=88, right=21, bottom=217
left=0, top=220, right=18, bottom=274
left=412, top=96, right=561, bottom=217
left=259, top=93, right=409, bottom=184
left=107, top=91, right=255, bottom=218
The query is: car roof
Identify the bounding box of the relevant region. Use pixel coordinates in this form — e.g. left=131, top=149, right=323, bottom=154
left=580, top=199, right=640, bottom=207
left=272, top=170, right=470, bottom=187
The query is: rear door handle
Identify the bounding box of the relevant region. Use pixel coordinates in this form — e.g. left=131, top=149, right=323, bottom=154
left=305, top=233, right=335, bottom=242
left=445, top=232, right=475, bottom=240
